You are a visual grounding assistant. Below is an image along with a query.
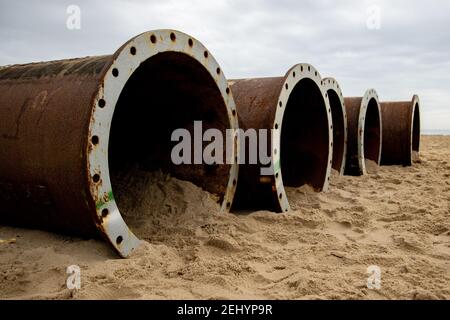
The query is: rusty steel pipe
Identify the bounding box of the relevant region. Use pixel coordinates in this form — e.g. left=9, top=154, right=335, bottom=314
left=229, top=64, right=332, bottom=212
left=344, top=89, right=382, bottom=176
left=0, top=30, right=239, bottom=257
left=322, top=77, right=348, bottom=175
left=380, top=95, right=421, bottom=166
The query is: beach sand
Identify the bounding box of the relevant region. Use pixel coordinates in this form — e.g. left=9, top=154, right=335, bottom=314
left=1, top=135, right=449, bottom=300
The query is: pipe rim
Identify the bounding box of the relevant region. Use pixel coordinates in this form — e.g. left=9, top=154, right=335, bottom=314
left=322, top=77, right=348, bottom=175
left=357, top=89, right=382, bottom=175
left=410, top=94, right=421, bottom=154
left=86, top=30, right=239, bottom=257
left=273, top=63, right=333, bottom=212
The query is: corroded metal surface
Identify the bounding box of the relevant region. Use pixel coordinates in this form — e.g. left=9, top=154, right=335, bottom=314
left=380, top=95, right=421, bottom=166
left=230, top=64, right=332, bottom=212
left=0, top=56, right=110, bottom=237
left=344, top=89, right=382, bottom=176
left=0, top=30, right=239, bottom=257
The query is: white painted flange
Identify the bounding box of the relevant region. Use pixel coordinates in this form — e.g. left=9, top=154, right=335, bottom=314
left=357, top=89, right=382, bottom=175
left=273, top=64, right=333, bottom=212
left=322, top=77, right=348, bottom=175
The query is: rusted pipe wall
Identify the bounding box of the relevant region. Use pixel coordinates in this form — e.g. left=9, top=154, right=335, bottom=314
left=322, top=77, right=348, bottom=175
left=230, top=64, right=332, bottom=212
left=0, top=30, right=239, bottom=257
left=380, top=95, right=421, bottom=166
left=344, top=89, right=382, bottom=176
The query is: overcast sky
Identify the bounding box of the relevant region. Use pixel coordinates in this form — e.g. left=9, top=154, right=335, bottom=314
left=0, top=0, right=449, bottom=130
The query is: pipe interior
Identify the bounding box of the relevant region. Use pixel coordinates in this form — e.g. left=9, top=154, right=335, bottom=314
left=412, top=102, right=420, bottom=151
left=363, top=98, right=381, bottom=163
left=327, top=89, right=345, bottom=172
left=281, top=78, right=329, bottom=190
left=108, top=52, right=231, bottom=217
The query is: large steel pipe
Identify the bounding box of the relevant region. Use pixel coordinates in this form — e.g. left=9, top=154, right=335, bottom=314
left=323, top=77, right=347, bottom=175
left=0, top=30, right=239, bottom=257
left=229, top=64, right=332, bottom=212
left=380, top=95, right=421, bottom=166
left=344, top=89, right=382, bottom=176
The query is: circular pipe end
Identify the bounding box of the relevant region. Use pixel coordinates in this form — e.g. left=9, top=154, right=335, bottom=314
left=358, top=89, right=382, bottom=175
left=380, top=95, right=421, bottom=166
left=322, top=77, right=348, bottom=175
left=86, top=30, right=239, bottom=257
left=411, top=94, right=421, bottom=155
left=273, top=63, right=333, bottom=212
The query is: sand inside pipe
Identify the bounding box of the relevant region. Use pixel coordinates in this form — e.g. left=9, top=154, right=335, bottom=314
left=412, top=151, right=421, bottom=163
left=112, top=167, right=221, bottom=240
left=365, top=159, right=379, bottom=174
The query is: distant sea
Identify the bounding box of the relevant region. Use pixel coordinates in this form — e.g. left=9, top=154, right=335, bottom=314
left=422, top=129, right=450, bottom=135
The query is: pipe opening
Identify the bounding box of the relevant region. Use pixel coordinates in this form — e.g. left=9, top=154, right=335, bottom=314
left=327, top=89, right=345, bottom=173
left=281, top=78, right=329, bottom=190
left=363, top=98, right=381, bottom=164
left=412, top=102, right=420, bottom=152
left=108, top=52, right=230, bottom=235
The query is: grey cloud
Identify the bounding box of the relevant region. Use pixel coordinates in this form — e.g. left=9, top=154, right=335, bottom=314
left=0, top=0, right=448, bottom=129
